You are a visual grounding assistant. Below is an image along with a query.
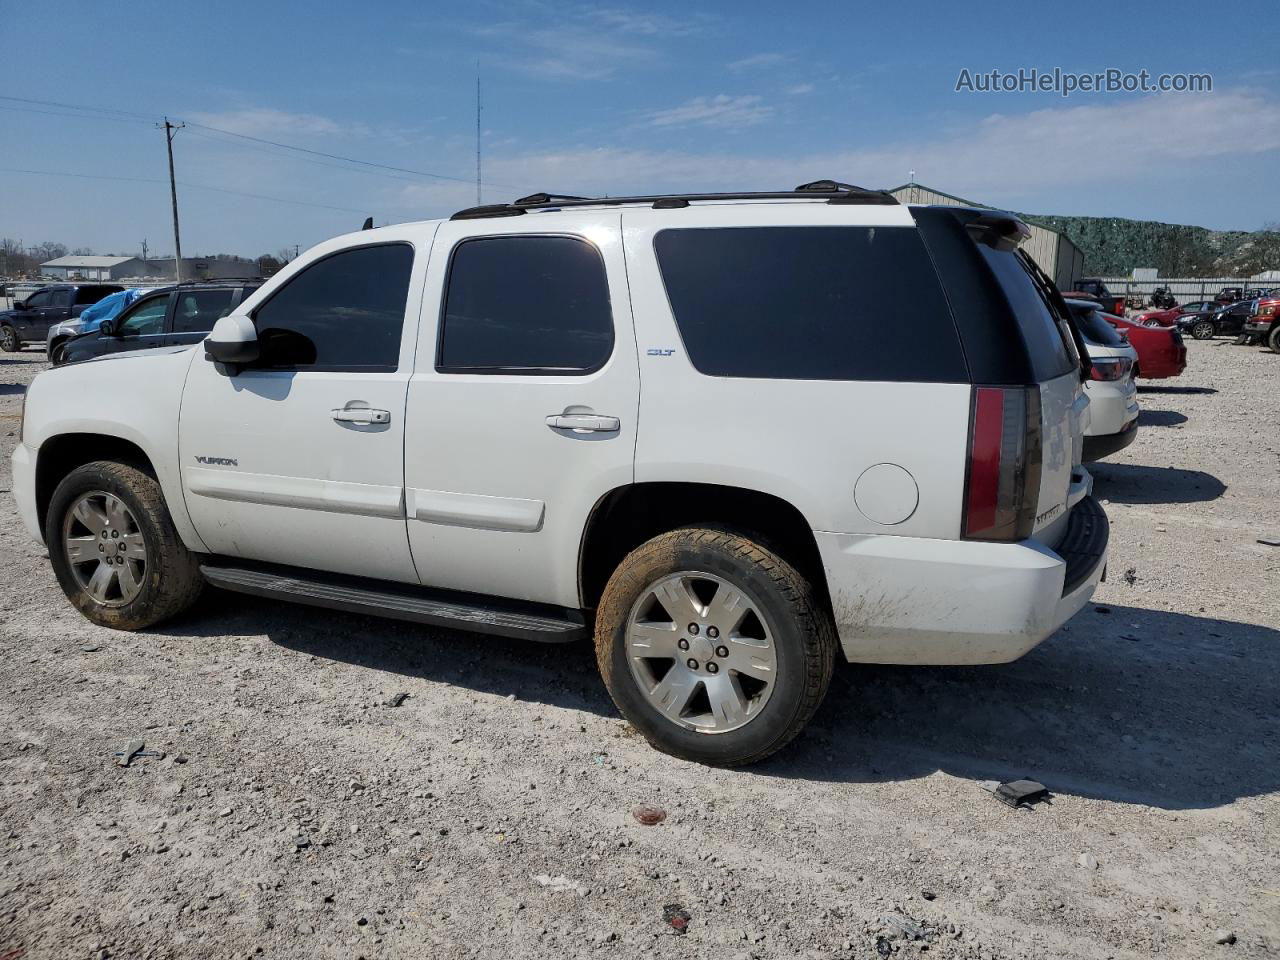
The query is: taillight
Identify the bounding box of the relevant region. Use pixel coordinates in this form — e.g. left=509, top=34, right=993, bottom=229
left=1089, top=357, right=1133, bottom=381
left=963, top=387, right=1043, bottom=541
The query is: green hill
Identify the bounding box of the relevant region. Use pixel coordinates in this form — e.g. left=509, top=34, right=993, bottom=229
left=1022, top=214, right=1280, bottom=278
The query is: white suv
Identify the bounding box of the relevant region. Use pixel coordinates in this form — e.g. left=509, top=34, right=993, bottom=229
left=11, top=182, right=1109, bottom=765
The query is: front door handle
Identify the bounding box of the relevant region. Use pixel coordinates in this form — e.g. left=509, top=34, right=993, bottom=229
left=545, top=414, right=620, bottom=433
left=332, top=407, right=391, bottom=425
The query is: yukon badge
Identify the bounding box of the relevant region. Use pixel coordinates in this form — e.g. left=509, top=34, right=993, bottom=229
left=194, top=456, right=239, bottom=467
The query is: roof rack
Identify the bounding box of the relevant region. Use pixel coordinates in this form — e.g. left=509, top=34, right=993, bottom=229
left=450, top=179, right=898, bottom=220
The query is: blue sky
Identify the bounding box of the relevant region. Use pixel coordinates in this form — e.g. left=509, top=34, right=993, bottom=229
left=3, top=0, right=1278, bottom=258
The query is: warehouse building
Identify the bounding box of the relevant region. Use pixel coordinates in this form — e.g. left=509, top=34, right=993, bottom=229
left=888, top=182, right=1085, bottom=291
left=39, top=255, right=146, bottom=281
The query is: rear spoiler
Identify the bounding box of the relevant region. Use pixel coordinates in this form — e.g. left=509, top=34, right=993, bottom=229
left=965, top=213, right=1033, bottom=252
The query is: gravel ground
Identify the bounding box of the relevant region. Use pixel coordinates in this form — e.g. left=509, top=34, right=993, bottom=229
left=1, top=339, right=1278, bottom=960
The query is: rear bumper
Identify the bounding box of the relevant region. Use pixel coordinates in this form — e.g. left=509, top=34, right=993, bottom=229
left=816, top=497, right=1109, bottom=666
left=1083, top=416, right=1138, bottom=461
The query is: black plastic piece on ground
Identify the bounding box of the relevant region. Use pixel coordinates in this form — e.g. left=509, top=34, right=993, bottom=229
left=1058, top=496, right=1110, bottom=596
left=994, top=778, right=1050, bottom=808
left=200, top=561, right=586, bottom=642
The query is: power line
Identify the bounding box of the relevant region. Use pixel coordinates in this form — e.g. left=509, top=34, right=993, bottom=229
left=0, top=167, right=387, bottom=216
left=0, top=94, right=515, bottom=188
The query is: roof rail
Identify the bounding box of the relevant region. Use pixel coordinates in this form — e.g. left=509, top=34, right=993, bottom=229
left=449, top=180, right=898, bottom=220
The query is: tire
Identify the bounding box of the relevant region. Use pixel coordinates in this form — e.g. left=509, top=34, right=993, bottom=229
left=45, top=461, right=204, bottom=630
left=1269, top=325, right=1280, bottom=354
left=0, top=324, right=18, bottom=352
left=594, top=526, right=836, bottom=766
left=1191, top=320, right=1215, bottom=340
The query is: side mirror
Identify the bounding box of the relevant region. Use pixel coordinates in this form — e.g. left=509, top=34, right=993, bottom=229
left=204, top=314, right=259, bottom=370
left=99, top=318, right=116, bottom=337
left=14, top=300, right=29, bottom=310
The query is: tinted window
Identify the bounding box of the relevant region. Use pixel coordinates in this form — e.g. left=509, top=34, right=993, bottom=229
left=977, top=247, right=1076, bottom=380
left=654, top=227, right=965, bottom=382
left=252, top=244, right=413, bottom=371
left=1068, top=304, right=1125, bottom=346
left=118, top=296, right=170, bottom=336
left=75, top=286, right=118, bottom=305
left=23, top=290, right=51, bottom=308
left=50, top=290, right=73, bottom=309
left=439, top=236, right=613, bottom=373
left=173, top=289, right=235, bottom=334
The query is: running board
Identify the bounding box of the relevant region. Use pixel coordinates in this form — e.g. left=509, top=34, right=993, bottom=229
left=200, top=562, right=587, bottom=643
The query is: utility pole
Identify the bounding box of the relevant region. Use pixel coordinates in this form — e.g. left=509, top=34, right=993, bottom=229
left=140, top=238, right=148, bottom=263
left=475, top=70, right=482, bottom=206
left=159, top=117, right=185, bottom=282
left=294, top=243, right=300, bottom=260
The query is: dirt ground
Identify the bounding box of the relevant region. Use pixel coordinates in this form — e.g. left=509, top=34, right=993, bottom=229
left=1, top=338, right=1277, bottom=960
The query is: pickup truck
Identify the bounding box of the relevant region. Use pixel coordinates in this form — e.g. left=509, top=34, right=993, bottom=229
left=1067, top=278, right=1126, bottom=316
left=1244, top=296, right=1280, bottom=352
left=0, top=283, right=124, bottom=352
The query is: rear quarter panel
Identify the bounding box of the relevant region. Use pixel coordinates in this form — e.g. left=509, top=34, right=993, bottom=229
left=622, top=204, right=971, bottom=538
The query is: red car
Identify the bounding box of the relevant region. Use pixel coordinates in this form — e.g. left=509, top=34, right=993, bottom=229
left=1104, top=312, right=1186, bottom=378
left=1132, top=300, right=1219, bottom=327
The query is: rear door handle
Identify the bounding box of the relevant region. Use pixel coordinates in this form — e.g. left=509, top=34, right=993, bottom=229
left=332, top=407, right=391, bottom=425
left=545, top=414, right=620, bottom=433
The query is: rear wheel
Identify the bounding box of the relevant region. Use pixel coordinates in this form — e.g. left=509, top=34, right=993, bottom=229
left=1268, top=325, right=1280, bottom=353
left=594, top=526, right=836, bottom=766
left=0, top=324, right=18, bottom=352
left=45, top=461, right=203, bottom=630
left=1191, top=320, right=1215, bottom=340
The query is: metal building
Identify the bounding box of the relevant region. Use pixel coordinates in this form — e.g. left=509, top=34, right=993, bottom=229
left=39, top=255, right=145, bottom=281
left=887, top=182, right=1085, bottom=291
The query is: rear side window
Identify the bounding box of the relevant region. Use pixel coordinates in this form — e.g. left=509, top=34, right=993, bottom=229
left=252, top=243, right=413, bottom=371
left=173, top=289, right=235, bottom=334
left=438, top=236, right=614, bottom=373
left=653, top=227, right=966, bottom=382
left=50, top=289, right=73, bottom=309
left=1068, top=304, right=1125, bottom=346
left=976, top=247, right=1076, bottom=380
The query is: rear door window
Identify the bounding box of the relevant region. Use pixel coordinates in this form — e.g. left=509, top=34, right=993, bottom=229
left=976, top=247, right=1076, bottom=380
left=172, top=289, right=235, bottom=334
left=653, top=226, right=966, bottom=382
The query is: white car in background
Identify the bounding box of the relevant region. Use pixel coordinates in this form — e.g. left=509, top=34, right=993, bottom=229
left=1066, top=298, right=1140, bottom=461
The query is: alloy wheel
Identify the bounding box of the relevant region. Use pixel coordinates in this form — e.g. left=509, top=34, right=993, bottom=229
left=625, top=572, right=777, bottom=733
left=62, top=491, right=148, bottom=606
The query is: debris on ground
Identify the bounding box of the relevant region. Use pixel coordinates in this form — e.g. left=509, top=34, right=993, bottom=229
left=1078, top=853, right=1100, bottom=870
left=632, top=804, right=667, bottom=826
left=1258, top=538, right=1280, bottom=547
left=384, top=692, right=409, bottom=707
left=1123, top=567, right=1138, bottom=585
left=882, top=913, right=927, bottom=941
left=113, top=741, right=164, bottom=767
left=531, top=874, right=588, bottom=896
left=81, top=644, right=100, bottom=652
left=981, top=778, right=1051, bottom=809
left=662, top=903, right=691, bottom=934
left=1215, top=929, right=1237, bottom=945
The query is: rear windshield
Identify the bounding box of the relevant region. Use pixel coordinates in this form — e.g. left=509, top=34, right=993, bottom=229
left=653, top=226, right=966, bottom=382
left=976, top=246, right=1077, bottom=380
left=1068, top=304, right=1125, bottom=346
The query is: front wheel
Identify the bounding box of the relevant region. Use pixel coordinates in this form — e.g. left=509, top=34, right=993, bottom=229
left=594, top=527, right=836, bottom=766
left=0, top=324, right=18, bottom=352
left=45, top=461, right=204, bottom=630
left=1268, top=325, right=1280, bottom=353
left=1191, top=320, right=1216, bottom=340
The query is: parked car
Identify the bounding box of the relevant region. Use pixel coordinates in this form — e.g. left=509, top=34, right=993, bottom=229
left=53, top=280, right=262, bottom=366
left=1103, top=311, right=1186, bottom=379
left=1216, top=287, right=1245, bottom=303
left=1070, top=278, right=1126, bottom=315
left=12, top=184, right=1109, bottom=766
left=47, top=288, right=149, bottom=357
left=1065, top=299, right=1139, bottom=460
left=1133, top=301, right=1218, bottom=326
left=1243, top=295, right=1280, bottom=352
left=1178, top=299, right=1257, bottom=339
left=0, top=283, right=124, bottom=351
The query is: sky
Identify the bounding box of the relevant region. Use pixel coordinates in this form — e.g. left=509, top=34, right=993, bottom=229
left=2, top=0, right=1279, bottom=259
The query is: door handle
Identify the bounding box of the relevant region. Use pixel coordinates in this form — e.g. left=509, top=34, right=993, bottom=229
left=332, top=407, right=391, bottom=425
left=545, top=414, right=620, bottom=433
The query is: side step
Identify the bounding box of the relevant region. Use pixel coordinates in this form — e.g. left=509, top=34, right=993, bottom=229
left=200, top=562, right=587, bottom=643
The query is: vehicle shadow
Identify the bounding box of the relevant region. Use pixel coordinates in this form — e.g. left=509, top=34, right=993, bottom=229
left=1137, top=385, right=1217, bottom=395
left=763, top=605, right=1280, bottom=811
left=0, top=384, right=28, bottom=395
left=168, top=595, right=1276, bottom=810
left=1137, top=408, right=1188, bottom=427
left=1090, top=462, right=1225, bottom=503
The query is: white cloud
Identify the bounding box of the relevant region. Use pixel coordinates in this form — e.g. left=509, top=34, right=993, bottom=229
left=785, top=83, right=816, bottom=95
left=644, top=94, right=774, bottom=130
left=392, top=89, right=1280, bottom=220
left=728, top=52, right=788, bottom=71
left=186, top=107, right=348, bottom=138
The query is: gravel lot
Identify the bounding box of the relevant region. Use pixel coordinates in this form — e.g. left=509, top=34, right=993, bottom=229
left=1, top=339, right=1278, bottom=960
